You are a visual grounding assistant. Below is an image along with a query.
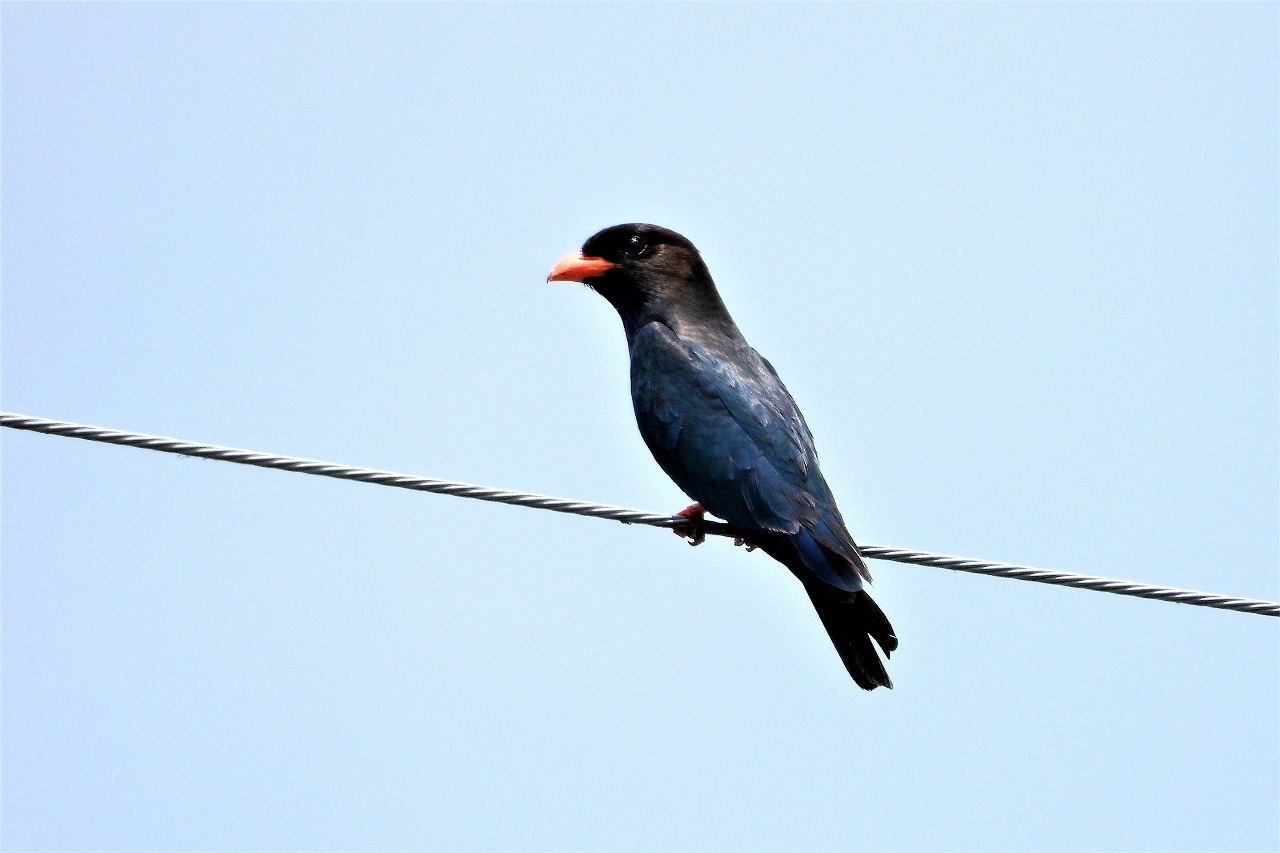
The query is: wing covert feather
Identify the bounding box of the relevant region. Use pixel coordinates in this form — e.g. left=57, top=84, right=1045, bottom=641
left=630, top=323, right=825, bottom=534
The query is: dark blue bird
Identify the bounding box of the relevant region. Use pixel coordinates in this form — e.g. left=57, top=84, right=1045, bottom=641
left=550, top=224, right=897, bottom=689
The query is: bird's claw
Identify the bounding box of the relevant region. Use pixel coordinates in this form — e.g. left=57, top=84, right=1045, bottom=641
left=674, top=503, right=707, bottom=546
left=733, top=537, right=759, bottom=552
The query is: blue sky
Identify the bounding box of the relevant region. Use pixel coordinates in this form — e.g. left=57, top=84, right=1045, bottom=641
left=3, top=3, right=1277, bottom=851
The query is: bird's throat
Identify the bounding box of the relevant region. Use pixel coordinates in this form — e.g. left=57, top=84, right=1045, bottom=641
left=590, top=281, right=647, bottom=343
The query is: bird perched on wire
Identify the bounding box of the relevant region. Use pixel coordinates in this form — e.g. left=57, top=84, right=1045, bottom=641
left=549, top=224, right=897, bottom=689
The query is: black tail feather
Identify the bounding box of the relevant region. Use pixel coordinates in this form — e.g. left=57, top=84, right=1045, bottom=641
left=804, top=585, right=898, bottom=690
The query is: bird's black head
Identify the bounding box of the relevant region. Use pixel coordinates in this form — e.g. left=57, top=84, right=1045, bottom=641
left=548, top=223, right=736, bottom=343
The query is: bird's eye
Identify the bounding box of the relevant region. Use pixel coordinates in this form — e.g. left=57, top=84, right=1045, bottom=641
left=622, top=234, right=650, bottom=259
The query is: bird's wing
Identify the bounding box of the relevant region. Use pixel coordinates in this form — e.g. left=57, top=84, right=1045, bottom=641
left=630, top=322, right=867, bottom=587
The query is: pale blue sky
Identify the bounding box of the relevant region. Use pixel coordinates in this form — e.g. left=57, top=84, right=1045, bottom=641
left=3, top=3, right=1277, bottom=851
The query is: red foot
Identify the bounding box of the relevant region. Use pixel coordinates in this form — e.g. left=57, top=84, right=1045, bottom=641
left=733, top=536, right=760, bottom=552
left=674, top=503, right=707, bottom=546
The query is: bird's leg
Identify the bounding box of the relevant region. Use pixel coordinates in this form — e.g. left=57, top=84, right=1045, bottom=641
left=673, top=503, right=707, bottom=546
left=733, top=537, right=760, bottom=552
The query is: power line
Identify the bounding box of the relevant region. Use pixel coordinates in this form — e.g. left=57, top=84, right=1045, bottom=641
left=4, top=412, right=1277, bottom=618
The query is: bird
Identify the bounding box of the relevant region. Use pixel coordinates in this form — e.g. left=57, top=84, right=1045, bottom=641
left=548, top=223, right=898, bottom=689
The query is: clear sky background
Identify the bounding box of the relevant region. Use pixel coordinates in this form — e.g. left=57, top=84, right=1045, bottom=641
left=3, top=4, right=1277, bottom=851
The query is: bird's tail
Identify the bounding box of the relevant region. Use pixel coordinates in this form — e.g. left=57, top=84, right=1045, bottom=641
left=803, top=584, right=898, bottom=690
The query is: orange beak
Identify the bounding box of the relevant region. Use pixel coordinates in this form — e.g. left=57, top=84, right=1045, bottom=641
left=547, top=252, right=618, bottom=282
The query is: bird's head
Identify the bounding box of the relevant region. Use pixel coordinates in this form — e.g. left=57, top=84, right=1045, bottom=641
left=548, top=223, right=733, bottom=341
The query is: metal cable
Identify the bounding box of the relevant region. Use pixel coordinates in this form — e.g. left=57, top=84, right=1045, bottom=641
left=4, top=412, right=1277, bottom=618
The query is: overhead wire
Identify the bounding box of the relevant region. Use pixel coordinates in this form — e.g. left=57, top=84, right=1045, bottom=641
left=3, top=412, right=1276, bottom=618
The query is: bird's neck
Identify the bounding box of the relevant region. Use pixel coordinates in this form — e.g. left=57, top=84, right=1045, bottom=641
left=601, top=290, right=741, bottom=352
left=660, top=303, right=744, bottom=351
left=622, top=302, right=742, bottom=352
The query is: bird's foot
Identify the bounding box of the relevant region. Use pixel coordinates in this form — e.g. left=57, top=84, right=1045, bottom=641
left=673, top=503, right=707, bottom=546
left=733, top=537, right=760, bottom=552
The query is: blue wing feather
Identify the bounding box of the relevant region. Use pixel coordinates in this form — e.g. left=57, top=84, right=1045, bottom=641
left=630, top=322, right=869, bottom=591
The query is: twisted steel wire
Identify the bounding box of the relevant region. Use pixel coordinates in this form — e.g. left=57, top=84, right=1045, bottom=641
left=4, top=412, right=1277, bottom=618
